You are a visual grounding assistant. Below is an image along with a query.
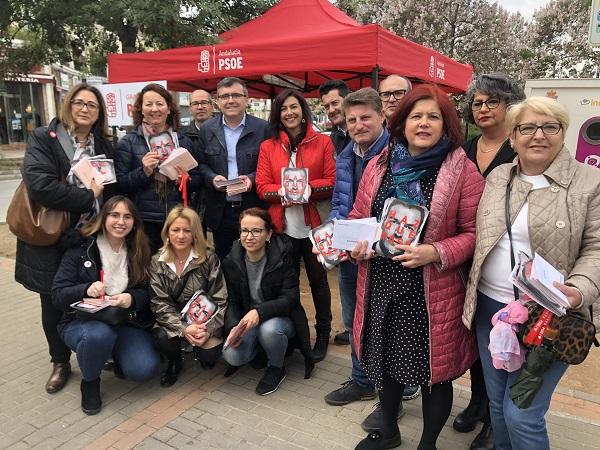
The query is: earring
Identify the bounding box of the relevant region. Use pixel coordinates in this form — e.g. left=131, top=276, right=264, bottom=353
left=301, top=118, right=306, bottom=123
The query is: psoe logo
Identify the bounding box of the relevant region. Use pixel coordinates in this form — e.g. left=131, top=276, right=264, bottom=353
left=198, top=50, right=210, bottom=73
left=436, top=61, right=445, bottom=80
left=217, top=49, right=244, bottom=71
left=584, top=154, right=600, bottom=168
left=428, top=56, right=435, bottom=78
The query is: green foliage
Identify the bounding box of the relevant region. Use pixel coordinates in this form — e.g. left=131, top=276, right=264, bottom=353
left=1, top=0, right=276, bottom=78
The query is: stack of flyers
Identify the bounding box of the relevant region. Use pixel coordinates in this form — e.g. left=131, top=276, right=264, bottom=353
left=158, top=147, right=198, bottom=180
left=374, top=198, right=429, bottom=258
left=282, top=167, right=309, bottom=203
left=70, top=297, right=111, bottom=313
left=88, top=157, right=117, bottom=184
left=510, top=251, right=570, bottom=317
left=180, top=290, right=218, bottom=325
left=309, top=219, right=347, bottom=270
left=214, top=177, right=247, bottom=196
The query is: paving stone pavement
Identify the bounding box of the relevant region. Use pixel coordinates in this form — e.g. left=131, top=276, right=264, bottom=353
left=1, top=256, right=600, bottom=450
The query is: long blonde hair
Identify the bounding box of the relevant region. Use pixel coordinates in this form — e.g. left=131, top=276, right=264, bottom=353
left=160, top=206, right=208, bottom=263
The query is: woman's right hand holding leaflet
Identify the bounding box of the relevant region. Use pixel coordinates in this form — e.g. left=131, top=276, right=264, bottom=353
left=86, top=281, right=105, bottom=298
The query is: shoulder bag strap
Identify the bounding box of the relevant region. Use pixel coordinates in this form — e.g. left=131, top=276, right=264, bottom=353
left=55, top=123, right=76, bottom=161
left=504, top=179, right=520, bottom=301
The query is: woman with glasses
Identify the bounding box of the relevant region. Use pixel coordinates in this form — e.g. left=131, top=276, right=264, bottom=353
left=255, top=89, right=336, bottom=362
left=52, top=196, right=158, bottom=415
left=454, top=73, right=525, bottom=450
left=349, top=85, right=484, bottom=450
left=15, top=83, right=114, bottom=395
left=463, top=97, right=600, bottom=450
left=115, top=83, right=200, bottom=253
left=150, top=206, right=227, bottom=387
left=221, top=208, right=313, bottom=395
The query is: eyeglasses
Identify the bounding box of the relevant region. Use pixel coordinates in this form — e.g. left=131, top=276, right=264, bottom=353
left=190, top=100, right=212, bottom=107
left=240, top=228, right=265, bottom=238
left=379, top=90, right=407, bottom=101
left=107, top=212, right=134, bottom=222
left=515, top=122, right=562, bottom=136
left=71, top=99, right=99, bottom=112
left=471, top=98, right=501, bottom=111
left=217, top=93, right=246, bottom=101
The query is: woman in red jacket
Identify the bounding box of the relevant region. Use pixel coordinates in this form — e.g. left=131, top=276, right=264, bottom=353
left=256, top=89, right=335, bottom=362
left=349, top=85, right=484, bottom=450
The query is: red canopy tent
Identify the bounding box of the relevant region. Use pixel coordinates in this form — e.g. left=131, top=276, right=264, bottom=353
left=107, top=0, right=473, bottom=97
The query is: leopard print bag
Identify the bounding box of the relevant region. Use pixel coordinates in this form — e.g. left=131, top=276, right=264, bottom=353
left=520, top=303, right=599, bottom=365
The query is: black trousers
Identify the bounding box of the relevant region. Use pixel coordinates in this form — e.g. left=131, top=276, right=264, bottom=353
left=213, top=204, right=242, bottom=261
left=380, top=374, right=453, bottom=450
left=40, top=293, right=71, bottom=363
left=289, top=236, right=332, bottom=336
left=152, top=327, right=221, bottom=364
left=143, top=221, right=165, bottom=255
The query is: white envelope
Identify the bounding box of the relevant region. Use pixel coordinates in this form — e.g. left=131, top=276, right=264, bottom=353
left=332, top=219, right=380, bottom=251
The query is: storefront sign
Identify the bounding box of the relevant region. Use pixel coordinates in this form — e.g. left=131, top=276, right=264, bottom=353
left=98, top=81, right=166, bottom=127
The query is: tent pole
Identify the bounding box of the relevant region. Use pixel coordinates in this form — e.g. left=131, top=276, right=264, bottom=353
left=371, top=65, right=380, bottom=89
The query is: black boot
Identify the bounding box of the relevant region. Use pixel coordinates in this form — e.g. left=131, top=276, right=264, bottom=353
left=470, top=415, right=494, bottom=450
left=312, top=334, right=330, bottom=362
left=453, top=395, right=488, bottom=433
left=81, top=378, right=102, bottom=415
left=160, top=357, right=182, bottom=387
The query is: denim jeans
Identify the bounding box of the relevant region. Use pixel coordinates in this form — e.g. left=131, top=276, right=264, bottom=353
left=339, top=261, right=373, bottom=389
left=222, top=317, right=295, bottom=369
left=62, top=319, right=160, bottom=382
left=475, top=292, right=568, bottom=450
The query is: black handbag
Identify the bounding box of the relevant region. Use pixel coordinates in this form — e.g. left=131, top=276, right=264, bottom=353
left=504, top=180, right=598, bottom=365
left=76, top=306, right=131, bottom=326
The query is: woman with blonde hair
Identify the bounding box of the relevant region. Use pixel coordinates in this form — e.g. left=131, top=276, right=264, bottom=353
left=15, top=82, right=114, bottom=394
left=465, top=96, right=600, bottom=449
left=150, top=206, right=227, bottom=386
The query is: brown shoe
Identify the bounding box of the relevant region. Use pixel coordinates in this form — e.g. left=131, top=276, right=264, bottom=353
left=45, top=363, right=71, bottom=393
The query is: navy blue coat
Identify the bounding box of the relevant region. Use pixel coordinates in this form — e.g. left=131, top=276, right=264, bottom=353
left=196, top=114, right=270, bottom=230
left=329, top=128, right=390, bottom=220
left=115, top=128, right=199, bottom=223
left=51, top=236, right=152, bottom=334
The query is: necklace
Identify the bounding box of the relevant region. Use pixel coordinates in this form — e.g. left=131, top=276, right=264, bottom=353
left=478, top=138, right=501, bottom=154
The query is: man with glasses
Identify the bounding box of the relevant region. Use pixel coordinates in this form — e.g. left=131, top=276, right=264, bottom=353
left=378, top=74, right=412, bottom=123
left=320, top=80, right=352, bottom=156
left=182, top=89, right=214, bottom=233
left=197, top=77, right=270, bottom=260
left=182, top=89, right=214, bottom=145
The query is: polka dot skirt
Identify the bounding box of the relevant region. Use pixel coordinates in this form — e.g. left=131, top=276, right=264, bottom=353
left=361, top=165, right=438, bottom=389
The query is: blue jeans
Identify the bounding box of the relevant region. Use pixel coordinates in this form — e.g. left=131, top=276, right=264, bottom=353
left=475, top=292, right=568, bottom=450
left=339, top=261, right=373, bottom=389
left=222, top=317, right=295, bottom=369
left=62, top=320, right=160, bottom=382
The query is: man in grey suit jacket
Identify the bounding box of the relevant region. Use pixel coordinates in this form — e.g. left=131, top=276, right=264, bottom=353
left=197, top=77, right=270, bottom=259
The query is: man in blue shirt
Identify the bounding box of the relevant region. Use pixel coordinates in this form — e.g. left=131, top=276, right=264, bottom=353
left=197, top=77, right=270, bottom=259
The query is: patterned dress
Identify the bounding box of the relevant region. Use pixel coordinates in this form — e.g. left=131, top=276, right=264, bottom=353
left=361, top=163, right=438, bottom=389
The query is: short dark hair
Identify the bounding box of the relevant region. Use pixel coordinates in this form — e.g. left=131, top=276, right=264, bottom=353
left=389, top=84, right=464, bottom=150
left=240, top=207, right=274, bottom=232
left=462, top=73, right=525, bottom=124
left=268, top=89, right=312, bottom=140
left=342, top=88, right=382, bottom=114
left=319, top=79, right=350, bottom=98
left=217, top=77, right=248, bottom=96
left=131, top=83, right=180, bottom=130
